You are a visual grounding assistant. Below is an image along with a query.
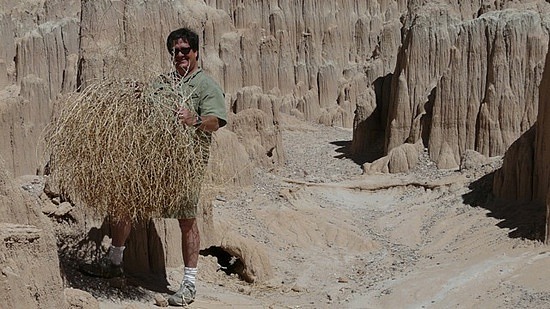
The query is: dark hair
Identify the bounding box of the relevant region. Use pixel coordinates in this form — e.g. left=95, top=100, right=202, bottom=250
left=166, top=27, right=200, bottom=60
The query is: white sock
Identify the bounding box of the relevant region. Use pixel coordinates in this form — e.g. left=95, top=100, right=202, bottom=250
left=183, top=267, right=197, bottom=286
left=108, top=245, right=125, bottom=266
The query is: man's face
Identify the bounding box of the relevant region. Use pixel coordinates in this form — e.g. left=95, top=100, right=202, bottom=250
left=171, top=38, right=198, bottom=76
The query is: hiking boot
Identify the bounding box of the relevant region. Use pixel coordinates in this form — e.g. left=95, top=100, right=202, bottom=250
left=168, top=282, right=196, bottom=306
left=80, top=257, right=124, bottom=279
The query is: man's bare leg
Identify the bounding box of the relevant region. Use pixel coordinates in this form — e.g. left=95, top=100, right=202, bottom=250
left=168, top=218, right=199, bottom=305
left=179, top=218, right=200, bottom=267
left=80, top=218, right=130, bottom=277
left=111, top=218, right=131, bottom=247
left=109, top=218, right=131, bottom=265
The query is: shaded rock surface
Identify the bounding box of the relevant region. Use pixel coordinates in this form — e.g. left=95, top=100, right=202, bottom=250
left=494, top=34, right=550, bottom=242
left=0, top=161, right=66, bottom=308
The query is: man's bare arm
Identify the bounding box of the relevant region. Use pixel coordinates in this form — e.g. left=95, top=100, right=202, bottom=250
left=177, top=108, right=221, bottom=133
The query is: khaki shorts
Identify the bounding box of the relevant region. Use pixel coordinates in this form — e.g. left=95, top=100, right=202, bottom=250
left=167, top=191, right=200, bottom=219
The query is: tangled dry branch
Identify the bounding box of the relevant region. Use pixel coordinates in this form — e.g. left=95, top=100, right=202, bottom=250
left=44, top=75, right=211, bottom=222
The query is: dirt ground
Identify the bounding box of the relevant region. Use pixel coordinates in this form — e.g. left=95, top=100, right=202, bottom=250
left=24, top=118, right=550, bottom=308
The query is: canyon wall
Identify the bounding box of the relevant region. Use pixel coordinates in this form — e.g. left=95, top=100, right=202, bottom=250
left=0, top=159, right=66, bottom=308
left=3, top=0, right=550, bottom=302
left=493, top=38, right=550, bottom=242
left=5, top=0, right=549, bottom=176
left=0, top=0, right=80, bottom=176
left=382, top=1, right=549, bottom=170
left=536, top=47, right=550, bottom=242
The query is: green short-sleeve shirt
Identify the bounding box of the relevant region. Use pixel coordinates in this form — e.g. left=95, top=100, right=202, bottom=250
left=181, top=69, right=227, bottom=128
left=150, top=69, right=226, bottom=219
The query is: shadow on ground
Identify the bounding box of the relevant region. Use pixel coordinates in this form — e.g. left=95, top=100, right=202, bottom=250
left=462, top=171, right=546, bottom=241
left=58, top=218, right=172, bottom=301
left=60, top=255, right=171, bottom=301
left=331, top=140, right=383, bottom=166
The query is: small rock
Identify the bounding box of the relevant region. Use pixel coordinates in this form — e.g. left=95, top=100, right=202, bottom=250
left=337, top=277, right=349, bottom=283
left=54, top=202, right=73, bottom=216
left=44, top=181, right=60, bottom=198
left=109, top=277, right=126, bottom=289
left=237, top=286, right=252, bottom=295
left=154, top=293, right=168, bottom=307
left=41, top=202, right=58, bottom=215
left=64, top=288, right=99, bottom=309
left=291, top=284, right=305, bottom=292
left=39, top=192, right=50, bottom=202
left=1, top=266, right=18, bottom=277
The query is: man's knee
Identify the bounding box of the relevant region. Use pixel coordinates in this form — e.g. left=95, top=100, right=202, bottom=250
left=178, top=218, right=197, bottom=232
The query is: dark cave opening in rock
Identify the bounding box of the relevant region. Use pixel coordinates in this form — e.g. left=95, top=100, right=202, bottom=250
left=200, top=246, right=245, bottom=279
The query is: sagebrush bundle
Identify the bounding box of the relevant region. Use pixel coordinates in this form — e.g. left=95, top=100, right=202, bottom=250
left=44, top=76, right=211, bottom=221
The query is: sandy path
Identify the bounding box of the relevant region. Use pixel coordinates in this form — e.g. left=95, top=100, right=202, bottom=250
left=75, top=121, right=550, bottom=308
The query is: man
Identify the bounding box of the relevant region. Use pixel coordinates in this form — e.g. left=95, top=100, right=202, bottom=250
left=83, top=27, right=227, bottom=306
left=163, top=26, right=227, bottom=306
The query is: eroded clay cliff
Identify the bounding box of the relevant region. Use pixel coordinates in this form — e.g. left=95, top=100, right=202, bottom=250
left=493, top=36, right=550, bottom=242
left=5, top=1, right=549, bottom=176
left=0, top=159, right=66, bottom=308
left=378, top=2, right=550, bottom=171
left=3, top=0, right=550, bottom=305
left=0, top=0, right=80, bottom=176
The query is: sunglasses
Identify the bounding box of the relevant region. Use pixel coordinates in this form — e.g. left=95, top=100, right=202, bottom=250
left=172, top=47, right=192, bottom=55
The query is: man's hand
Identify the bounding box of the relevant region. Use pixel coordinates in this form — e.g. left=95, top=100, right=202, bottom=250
left=177, top=107, right=199, bottom=127
left=177, top=107, right=222, bottom=132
